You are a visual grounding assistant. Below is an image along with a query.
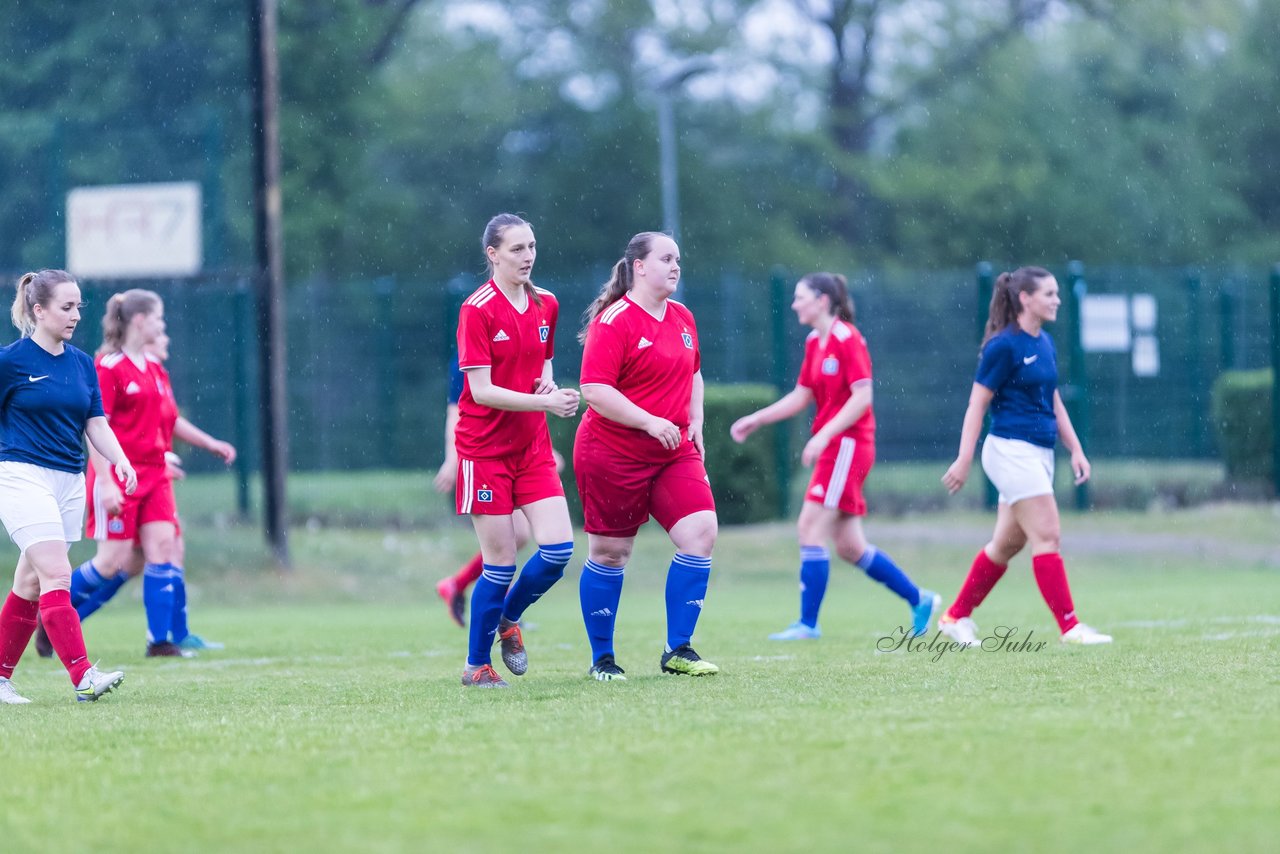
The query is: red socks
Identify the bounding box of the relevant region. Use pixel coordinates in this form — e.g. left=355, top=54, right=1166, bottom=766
left=946, top=549, right=1008, bottom=620
left=1032, top=552, right=1079, bottom=633
left=39, top=590, right=93, bottom=685
left=454, top=553, right=485, bottom=588
left=0, top=591, right=39, bottom=679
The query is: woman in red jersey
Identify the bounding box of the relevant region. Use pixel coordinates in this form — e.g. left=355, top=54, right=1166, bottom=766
left=731, top=272, right=938, bottom=642
left=454, top=213, right=580, bottom=688
left=574, top=231, right=719, bottom=682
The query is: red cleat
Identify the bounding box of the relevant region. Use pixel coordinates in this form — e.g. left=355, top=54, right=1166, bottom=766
left=436, top=577, right=466, bottom=628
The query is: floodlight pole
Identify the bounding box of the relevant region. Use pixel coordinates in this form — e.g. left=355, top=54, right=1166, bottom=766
left=249, top=0, right=290, bottom=566
left=654, top=57, right=714, bottom=300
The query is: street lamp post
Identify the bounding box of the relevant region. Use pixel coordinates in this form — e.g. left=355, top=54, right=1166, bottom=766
left=654, top=57, right=715, bottom=246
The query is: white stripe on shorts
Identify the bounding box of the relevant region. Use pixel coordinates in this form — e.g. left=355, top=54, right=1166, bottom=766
left=460, top=459, right=474, bottom=514
left=824, top=438, right=855, bottom=509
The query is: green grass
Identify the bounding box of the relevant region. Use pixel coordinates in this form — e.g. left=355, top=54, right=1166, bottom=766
left=3, top=500, right=1278, bottom=853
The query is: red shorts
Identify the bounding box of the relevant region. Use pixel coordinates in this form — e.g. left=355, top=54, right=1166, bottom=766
left=456, top=433, right=564, bottom=516
left=86, top=463, right=179, bottom=540
left=804, top=436, right=874, bottom=516
left=573, top=427, right=716, bottom=538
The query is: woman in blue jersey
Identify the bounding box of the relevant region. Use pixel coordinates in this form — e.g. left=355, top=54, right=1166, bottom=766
left=0, top=270, right=137, bottom=704
left=939, top=266, right=1111, bottom=646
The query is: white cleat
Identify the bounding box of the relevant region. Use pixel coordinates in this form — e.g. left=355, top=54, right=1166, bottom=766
left=0, top=676, right=32, bottom=704
left=1060, top=623, right=1113, bottom=645
left=938, top=615, right=981, bottom=647
left=75, top=665, right=125, bottom=702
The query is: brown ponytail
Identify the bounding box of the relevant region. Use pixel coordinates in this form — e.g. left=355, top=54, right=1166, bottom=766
left=11, top=269, right=75, bottom=337
left=798, top=272, right=855, bottom=323
left=578, top=232, right=662, bottom=343
left=980, top=266, right=1052, bottom=350
left=98, top=288, right=162, bottom=356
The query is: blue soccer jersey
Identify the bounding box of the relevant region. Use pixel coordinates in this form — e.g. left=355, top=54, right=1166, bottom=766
left=0, top=337, right=104, bottom=473
left=975, top=328, right=1058, bottom=449
left=447, top=354, right=464, bottom=405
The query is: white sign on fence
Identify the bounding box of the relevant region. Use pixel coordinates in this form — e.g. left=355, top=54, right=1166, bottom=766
left=1080, top=294, right=1131, bottom=352
left=66, top=182, right=202, bottom=278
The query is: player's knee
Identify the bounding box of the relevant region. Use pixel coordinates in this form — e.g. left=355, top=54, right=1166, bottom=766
left=592, top=544, right=632, bottom=566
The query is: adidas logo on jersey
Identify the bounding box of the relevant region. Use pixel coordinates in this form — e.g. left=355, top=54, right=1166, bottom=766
left=492, top=330, right=510, bottom=342
left=125, top=381, right=142, bottom=394
left=637, top=337, right=653, bottom=349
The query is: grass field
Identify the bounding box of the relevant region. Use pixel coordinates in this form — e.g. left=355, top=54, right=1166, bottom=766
left=2, top=471, right=1279, bottom=852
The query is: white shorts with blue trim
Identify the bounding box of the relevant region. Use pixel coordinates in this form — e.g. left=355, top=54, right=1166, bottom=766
left=980, top=435, right=1054, bottom=505
left=0, top=461, right=86, bottom=551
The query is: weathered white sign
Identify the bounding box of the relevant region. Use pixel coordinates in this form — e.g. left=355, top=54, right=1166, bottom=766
left=67, top=182, right=202, bottom=278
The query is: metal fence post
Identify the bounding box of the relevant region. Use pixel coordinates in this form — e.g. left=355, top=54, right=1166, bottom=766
left=1186, top=271, right=1205, bottom=455
left=770, top=266, right=791, bottom=518
left=1270, top=264, right=1280, bottom=497
left=1218, top=278, right=1236, bottom=371
left=375, top=276, right=397, bottom=467
left=1066, top=261, right=1090, bottom=511
left=976, top=263, right=997, bottom=509
left=232, top=280, right=253, bottom=518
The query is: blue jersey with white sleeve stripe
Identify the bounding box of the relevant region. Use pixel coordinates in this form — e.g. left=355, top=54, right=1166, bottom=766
left=0, top=337, right=104, bottom=473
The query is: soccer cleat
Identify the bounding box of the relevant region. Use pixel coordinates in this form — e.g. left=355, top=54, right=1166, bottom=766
left=177, top=634, right=225, bottom=651
left=146, top=641, right=195, bottom=658
left=660, top=644, right=720, bottom=676
left=768, top=621, right=821, bottom=641
left=461, top=663, right=509, bottom=688
left=33, top=618, right=53, bottom=658
left=938, top=614, right=980, bottom=647
left=912, top=590, right=942, bottom=637
left=75, top=666, right=124, bottom=702
left=0, top=677, right=32, bottom=705
left=436, top=577, right=466, bottom=628
left=588, top=654, right=627, bottom=681
left=495, top=618, right=527, bottom=676
left=1060, top=623, right=1113, bottom=645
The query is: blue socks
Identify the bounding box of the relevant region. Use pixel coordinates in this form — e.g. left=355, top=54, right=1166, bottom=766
left=799, top=545, right=830, bottom=628
left=503, top=541, right=573, bottom=623
left=142, top=562, right=179, bottom=644
left=665, top=553, right=711, bottom=651
left=580, top=560, right=624, bottom=662
left=170, top=566, right=189, bottom=644
left=69, top=560, right=104, bottom=607
left=468, top=564, right=514, bottom=667
left=856, top=545, right=920, bottom=606
left=77, top=573, right=129, bottom=621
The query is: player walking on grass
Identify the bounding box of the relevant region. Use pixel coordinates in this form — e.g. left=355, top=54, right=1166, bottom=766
left=433, top=354, right=563, bottom=628
left=730, top=272, right=939, bottom=641
left=0, top=270, right=134, bottom=705
left=40, top=330, right=234, bottom=654
left=574, top=232, right=719, bottom=682
left=940, top=266, right=1111, bottom=646
left=455, top=213, right=579, bottom=688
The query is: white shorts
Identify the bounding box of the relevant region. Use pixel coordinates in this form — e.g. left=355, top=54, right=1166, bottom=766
left=0, top=461, right=86, bottom=551
left=981, top=435, right=1055, bottom=505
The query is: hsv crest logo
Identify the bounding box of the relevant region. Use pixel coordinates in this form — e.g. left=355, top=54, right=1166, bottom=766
left=476, top=488, right=494, bottom=503
left=108, top=518, right=125, bottom=534
left=821, top=356, right=840, bottom=376
left=681, top=333, right=693, bottom=349
left=538, top=325, right=550, bottom=343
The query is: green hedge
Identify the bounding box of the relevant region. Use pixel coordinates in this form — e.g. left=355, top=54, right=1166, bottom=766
left=548, top=382, right=786, bottom=527
left=1210, top=369, right=1272, bottom=482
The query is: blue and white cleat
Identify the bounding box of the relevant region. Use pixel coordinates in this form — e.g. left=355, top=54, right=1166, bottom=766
left=768, top=621, right=822, bottom=641
left=912, top=590, right=942, bottom=637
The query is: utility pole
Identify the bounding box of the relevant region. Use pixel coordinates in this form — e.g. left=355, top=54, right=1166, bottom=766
left=249, top=0, right=289, bottom=565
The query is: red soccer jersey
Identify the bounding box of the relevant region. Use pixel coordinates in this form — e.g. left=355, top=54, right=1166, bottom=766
left=580, top=295, right=701, bottom=463
left=97, top=351, right=178, bottom=467
left=455, top=281, right=558, bottom=460
left=797, top=319, right=876, bottom=444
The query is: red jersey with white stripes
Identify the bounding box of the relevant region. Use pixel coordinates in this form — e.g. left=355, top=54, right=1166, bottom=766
left=579, top=295, right=700, bottom=463
left=97, top=350, right=178, bottom=467
left=797, top=319, right=875, bottom=444
left=455, top=280, right=558, bottom=460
